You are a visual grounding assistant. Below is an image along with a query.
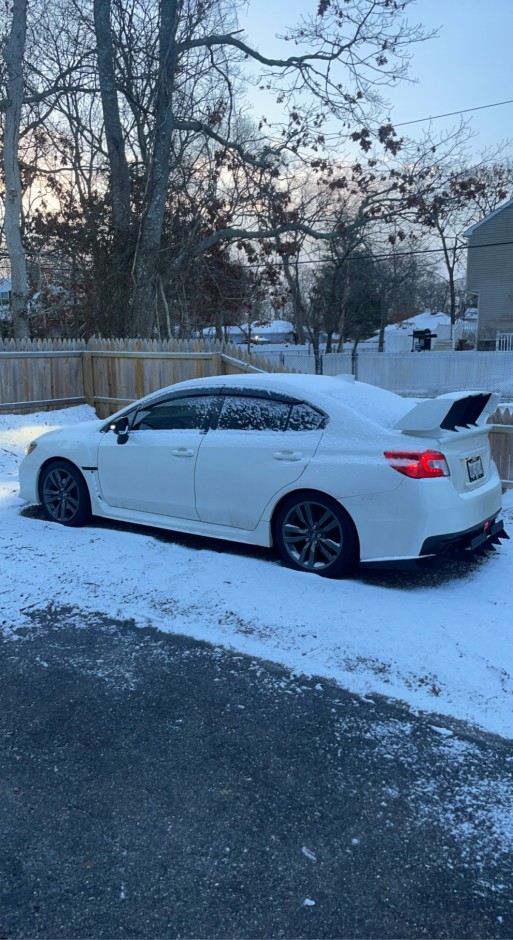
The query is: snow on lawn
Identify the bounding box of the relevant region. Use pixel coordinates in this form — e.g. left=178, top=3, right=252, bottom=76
left=2, top=405, right=513, bottom=740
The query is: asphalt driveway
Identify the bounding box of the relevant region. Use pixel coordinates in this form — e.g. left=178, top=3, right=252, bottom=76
left=0, top=606, right=512, bottom=939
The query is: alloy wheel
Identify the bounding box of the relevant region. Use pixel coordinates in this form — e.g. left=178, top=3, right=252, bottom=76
left=281, top=499, right=345, bottom=572
left=42, top=466, right=82, bottom=523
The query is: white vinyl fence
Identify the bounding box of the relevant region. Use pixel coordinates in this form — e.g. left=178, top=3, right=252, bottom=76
left=496, top=332, right=513, bottom=351
left=347, top=351, right=513, bottom=399
left=263, top=351, right=318, bottom=373
left=263, top=349, right=513, bottom=400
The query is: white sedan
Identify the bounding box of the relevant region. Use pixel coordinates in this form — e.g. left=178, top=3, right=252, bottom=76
left=19, top=373, right=508, bottom=577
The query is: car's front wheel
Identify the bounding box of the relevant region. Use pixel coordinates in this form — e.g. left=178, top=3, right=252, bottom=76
left=40, top=460, right=91, bottom=526
left=274, top=493, right=357, bottom=578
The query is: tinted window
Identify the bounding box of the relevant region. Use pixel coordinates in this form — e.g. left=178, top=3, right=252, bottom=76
left=132, top=395, right=216, bottom=431
left=217, top=396, right=290, bottom=431
left=288, top=402, right=327, bottom=431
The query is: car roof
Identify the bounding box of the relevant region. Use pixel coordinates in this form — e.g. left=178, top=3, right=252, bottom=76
left=177, top=372, right=356, bottom=396
left=153, top=372, right=411, bottom=429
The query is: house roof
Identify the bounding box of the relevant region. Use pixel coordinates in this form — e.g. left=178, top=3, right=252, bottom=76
left=463, top=197, right=513, bottom=237
left=202, top=319, right=294, bottom=337
left=252, top=319, right=294, bottom=334
left=383, top=310, right=450, bottom=333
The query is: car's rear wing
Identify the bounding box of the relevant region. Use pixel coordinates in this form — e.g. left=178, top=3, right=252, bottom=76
left=394, top=391, right=501, bottom=435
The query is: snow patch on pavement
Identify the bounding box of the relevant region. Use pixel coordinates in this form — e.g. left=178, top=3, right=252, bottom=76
left=1, top=405, right=513, bottom=741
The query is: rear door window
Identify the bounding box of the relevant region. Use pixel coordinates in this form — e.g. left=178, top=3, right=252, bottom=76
left=216, top=395, right=290, bottom=431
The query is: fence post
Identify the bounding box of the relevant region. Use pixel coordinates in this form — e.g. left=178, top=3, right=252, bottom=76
left=82, top=352, right=95, bottom=409
left=351, top=349, right=358, bottom=380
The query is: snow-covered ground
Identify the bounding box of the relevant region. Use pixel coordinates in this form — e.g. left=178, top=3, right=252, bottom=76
left=2, top=405, right=513, bottom=740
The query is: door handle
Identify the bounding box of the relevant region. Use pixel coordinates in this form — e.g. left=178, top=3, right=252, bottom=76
left=273, top=451, right=303, bottom=461
left=171, top=448, right=195, bottom=457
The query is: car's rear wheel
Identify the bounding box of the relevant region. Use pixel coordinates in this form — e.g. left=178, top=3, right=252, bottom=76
left=40, top=461, right=91, bottom=526
left=274, top=493, right=357, bottom=578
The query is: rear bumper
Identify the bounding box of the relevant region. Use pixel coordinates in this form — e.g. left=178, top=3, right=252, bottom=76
left=359, top=516, right=508, bottom=570
left=420, top=516, right=509, bottom=558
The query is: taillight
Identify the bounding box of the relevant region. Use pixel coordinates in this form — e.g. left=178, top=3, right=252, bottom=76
left=384, top=449, right=450, bottom=479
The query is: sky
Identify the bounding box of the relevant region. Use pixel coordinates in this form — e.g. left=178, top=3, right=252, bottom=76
left=239, top=0, right=513, bottom=160
left=2, top=404, right=513, bottom=741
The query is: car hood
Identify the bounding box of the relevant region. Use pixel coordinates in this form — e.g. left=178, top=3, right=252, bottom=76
left=32, top=418, right=104, bottom=446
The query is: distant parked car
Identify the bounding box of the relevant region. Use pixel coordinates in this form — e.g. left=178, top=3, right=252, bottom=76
left=19, top=373, right=507, bottom=577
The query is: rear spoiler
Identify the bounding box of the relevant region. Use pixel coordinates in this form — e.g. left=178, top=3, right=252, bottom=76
left=394, top=391, right=500, bottom=435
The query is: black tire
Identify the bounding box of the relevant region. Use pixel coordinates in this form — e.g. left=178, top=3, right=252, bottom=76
left=274, top=492, right=357, bottom=578
left=39, top=460, right=91, bottom=527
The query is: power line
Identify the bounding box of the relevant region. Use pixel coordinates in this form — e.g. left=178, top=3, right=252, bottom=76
left=394, top=98, right=513, bottom=128
left=237, top=238, right=513, bottom=269
left=350, top=237, right=513, bottom=264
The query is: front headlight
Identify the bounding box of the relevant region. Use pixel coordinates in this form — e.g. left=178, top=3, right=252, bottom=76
left=25, top=441, right=38, bottom=456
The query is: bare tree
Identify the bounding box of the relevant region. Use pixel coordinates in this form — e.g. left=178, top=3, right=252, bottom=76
left=1, top=0, right=435, bottom=338
left=1, top=0, right=29, bottom=338
left=92, top=0, right=430, bottom=335
left=408, top=134, right=513, bottom=326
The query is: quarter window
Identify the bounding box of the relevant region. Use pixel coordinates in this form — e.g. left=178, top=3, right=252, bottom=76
left=132, top=396, right=216, bottom=431
left=288, top=402, right=327, bottom=431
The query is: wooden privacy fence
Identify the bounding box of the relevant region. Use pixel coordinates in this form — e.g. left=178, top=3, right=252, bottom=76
left=1, top=337, right=512, bottom=486
left=0, top=341, right=87, bottom=413
left=488, top=409, right=513, bottom=487
left=0, top=337, right=288, bottom=418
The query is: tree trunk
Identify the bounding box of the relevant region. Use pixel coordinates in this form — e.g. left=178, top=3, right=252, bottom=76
left=281, top=255, right=307, bottom=345
left=2, top=0, right=29, bottom=339
left=214, top=309, right=224, bottom=342
left=130, top=0, right=179, bottom=336
left=309, top=326, right=322, bottom=373
left=438, top=230, right=457, bottom=330
left=378, top=296, right=387, bottom=352
left=446, top=251, right=457, bottom=331
left=93, top=0, right=132, bottom=336
left=293, top=302, right=306, bottom=345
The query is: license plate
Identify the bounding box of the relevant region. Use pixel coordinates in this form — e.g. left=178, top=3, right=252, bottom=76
left=467, top=455, right=484, bottom=482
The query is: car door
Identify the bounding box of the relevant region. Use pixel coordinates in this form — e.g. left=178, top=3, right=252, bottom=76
left=194, top=391, right=325, bottom=530
left=97, top=392, right=218, bottom=519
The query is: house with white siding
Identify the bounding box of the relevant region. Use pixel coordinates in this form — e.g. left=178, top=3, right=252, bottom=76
left=464, top=198, right=513, bottom=349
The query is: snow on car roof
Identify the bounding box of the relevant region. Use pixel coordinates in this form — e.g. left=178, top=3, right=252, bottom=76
left=165, top=372, right=412, bottom=429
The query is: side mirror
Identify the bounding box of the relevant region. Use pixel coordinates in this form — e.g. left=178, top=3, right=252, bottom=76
left=110, top=417, right=130, bottom=445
